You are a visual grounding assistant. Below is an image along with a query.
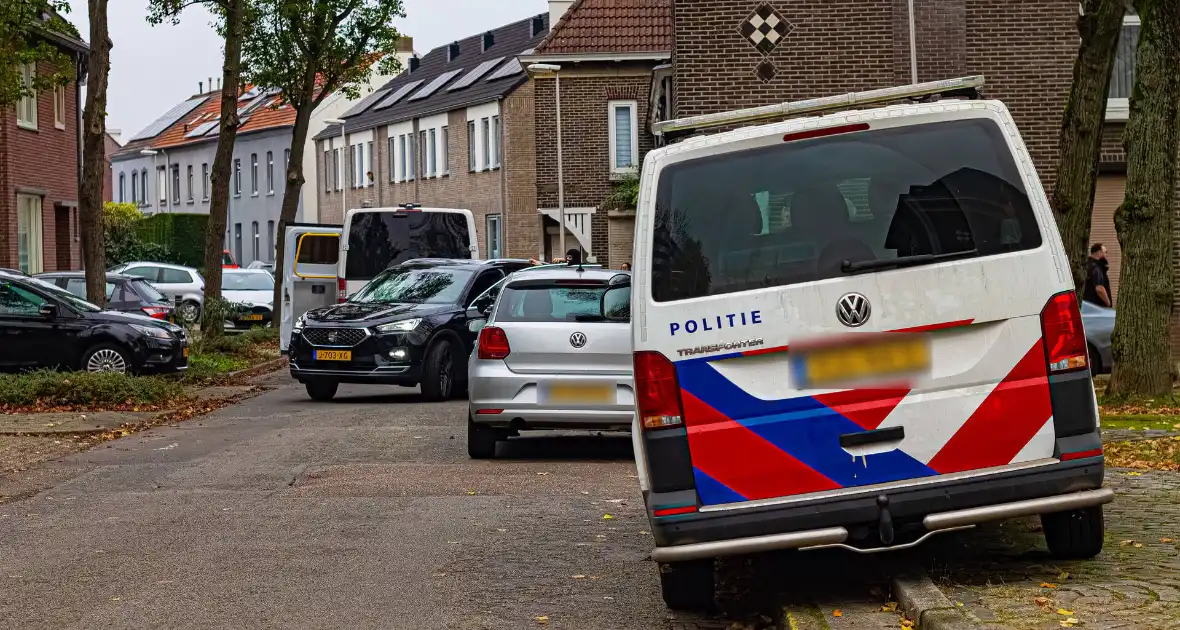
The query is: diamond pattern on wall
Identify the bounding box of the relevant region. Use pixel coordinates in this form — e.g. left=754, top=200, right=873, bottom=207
left=739, top=3, right=795, bottom=55
left=754, top=58, right=778, bottom=84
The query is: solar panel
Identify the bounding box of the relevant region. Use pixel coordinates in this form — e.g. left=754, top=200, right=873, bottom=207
left=485, top=57, right=523, bottom=83
left=447, top=57, right=503, bottom=92
left=185, top=120, right=219, bottom=138
left=340, top=86, right=392, bottom=117
left=373, top=79, right=424, bottom=110
left=408, top=69, right=463, bottom=101
left=130, top=96, right=209, bottom=141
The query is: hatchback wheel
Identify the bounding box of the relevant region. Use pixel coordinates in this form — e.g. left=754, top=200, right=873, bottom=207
left=421, top=339, right=456, bottom=402
left=658, top=559, right=715, bottom=611
left=467, top=417, right=499, bottom=459
left=177, top=301, right=200, bottom=323
left=305, top=381, right=339, bottom=402
left=82, top=344, right=132, bottom=374
left=1042, top=506, right=1105, bottom=559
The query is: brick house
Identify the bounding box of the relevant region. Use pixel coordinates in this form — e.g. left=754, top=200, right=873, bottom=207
left=1, top=19, right=89, bottom=274
left=101, top=130, right=122, bottom=204
left=312, top=14, right=551, bottom=260
left=522, top=0, right=673, bottom=267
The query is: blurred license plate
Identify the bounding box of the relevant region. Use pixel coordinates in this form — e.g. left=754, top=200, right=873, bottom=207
left=242, top=314, right=264, bottom=321
left=544, top=383, right=613, bottom=404
left=794, top=338, right=929, bottom=388
left=315, top=350, right=352, bottom=361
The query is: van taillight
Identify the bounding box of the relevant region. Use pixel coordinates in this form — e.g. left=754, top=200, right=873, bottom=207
left=634, top=351, right=684, bottom=430
left=1040, top=291, right=1088, bottom=373
left=337, top=278, right=347, bottom=303
left=478, top=326, right=511, bottom=360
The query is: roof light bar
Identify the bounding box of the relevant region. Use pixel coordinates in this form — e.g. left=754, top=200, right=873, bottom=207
left=653, top=75, right=985, bottom=136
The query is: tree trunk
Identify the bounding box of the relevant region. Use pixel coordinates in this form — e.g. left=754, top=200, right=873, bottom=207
left=1051, top=0, right=1125, bottom=295
left=201, top=0, right=248, bottom=337
left=270, top=101, right=314, bottom=325
left=79, top=0, right=111, bottom=305
left=1108, top=0, right=1180, bottom=398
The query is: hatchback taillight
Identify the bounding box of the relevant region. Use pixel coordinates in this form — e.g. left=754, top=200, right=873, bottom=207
left=478, top=326, right=511, bottom=360
left=141, top=306, right=170, bottom=320
left=1040, top=291, right=1088, bottom=373
left=337, top=277, right=347, bottom=303
left=634, top=351, right=684, bottom=430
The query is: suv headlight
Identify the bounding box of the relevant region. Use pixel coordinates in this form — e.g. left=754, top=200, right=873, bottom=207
left=375, top=318, right=421, bottom=334
left=130, top=323, right=173, bottom=339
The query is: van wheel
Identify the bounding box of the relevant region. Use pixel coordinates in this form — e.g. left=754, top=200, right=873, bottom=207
left=421, top=339, right=455, bottom=402
left=659, top=559, right=715, bottom=611
left=305, top=381, right=338, bottom=402
left=467, top=417, right=498, bottom=459
left=1042, top=506, right=1104, bottom=559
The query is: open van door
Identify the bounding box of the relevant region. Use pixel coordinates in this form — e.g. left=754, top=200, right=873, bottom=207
left=281, top=224, right=342, bottom=353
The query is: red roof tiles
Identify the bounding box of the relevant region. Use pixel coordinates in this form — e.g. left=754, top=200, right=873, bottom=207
left=537, top=0, right=672, bottom=55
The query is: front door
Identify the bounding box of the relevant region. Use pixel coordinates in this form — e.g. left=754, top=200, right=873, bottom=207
left=282, top=227, right=342, bottom=352
left=0, top=280, right=57, bottom=369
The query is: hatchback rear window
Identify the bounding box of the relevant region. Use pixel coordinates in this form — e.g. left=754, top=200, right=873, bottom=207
left=497, top=285, right=629, bottom=323
left=130, top=279, right=165, bottom=303
left=649, top=119, right=1042, bottom=302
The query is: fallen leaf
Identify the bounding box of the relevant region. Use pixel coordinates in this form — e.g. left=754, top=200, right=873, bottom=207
left=1126, top=471, right=1142, bottom=476
left=1059, top=571, right=1070, bottom=580
left=881, top=602, right=898, bottom=613
left=603, top=514, right=614, bottom=520
left=1134, top=542, right=1144, bottom=548
left=1119, top=540, right=1136, bottom=546
left=110, top=597, right=121, bottom=601
left=536, top=472, right=549, bottom=475
left=466, top=491, right=477, bottom=495
left=1162, top=537, right=1176, bottom=543
left=832, top=610, right=843, bottom=617
left=1056, top=609, right=1075, bottom=615
left=1041, top=582, right=1057, bottom=588
left=496, top=528, right=506, bottom=532
left=572, top=574, right=585, bottom=579
left=1061, top=618, right=1079, bottom=628
left=899, top=619, right=915, bottom=629
left=1034, top=597, right=1051, bottom=606
left=580, top=491, right=590, bottom=495
left=535, top=616, right=549, bottom=625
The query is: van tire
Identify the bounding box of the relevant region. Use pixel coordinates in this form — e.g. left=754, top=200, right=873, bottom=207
left=1042, top=506, right=1104, bottom=559
left=305, top=381, right=338, bottom=402
left=658, top=559, right=715, bottom=611
left=467, top=417, right=498, bottom=459
left=421, top=339, right=456, bottom=402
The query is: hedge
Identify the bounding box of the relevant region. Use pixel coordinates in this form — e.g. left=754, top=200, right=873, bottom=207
left=136, top=213, right=209, bottom=269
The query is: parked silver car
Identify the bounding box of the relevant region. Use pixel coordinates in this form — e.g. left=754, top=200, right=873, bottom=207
left=1081, top=300, right=1114, bottom=374
left=466, top=267, right=633, bottom=458
left=110, top=262, right=204, bottom=322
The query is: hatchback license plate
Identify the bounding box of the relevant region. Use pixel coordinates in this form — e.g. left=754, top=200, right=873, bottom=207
left=544, top=383, right=614, bottom=404
left=242, top=314, right=264, bottom=321
left=794, top=338, right=929, bottom=388
left=315, top=350, right=352, bottom=361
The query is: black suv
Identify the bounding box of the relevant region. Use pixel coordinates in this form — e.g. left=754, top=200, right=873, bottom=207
left=289, top=259, right=535, bottom=401
left=0, top=270, right=188, bottom=374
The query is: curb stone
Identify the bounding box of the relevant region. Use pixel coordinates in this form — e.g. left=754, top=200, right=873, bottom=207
left=224, top=356, right=288, bottom=381
left=892, top=574, right=980, bottom=630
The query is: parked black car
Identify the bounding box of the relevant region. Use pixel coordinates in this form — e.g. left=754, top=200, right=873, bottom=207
left=0, top=270, right=188, bottom=374
left=289, top=259, right=534, bottom=401
left=36, top=271, right=176, bottom=322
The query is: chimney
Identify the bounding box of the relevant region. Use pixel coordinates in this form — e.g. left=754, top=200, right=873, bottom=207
left=216, top=77, right=221, bottom=91
left=208, top=77, right=213, bottom=92
left=447, top=42, right=460, bottom=62
left=548, top=2, right=572, bottom=31
left=199, top=80, right=204, bottom=93
left=396, top=36, right=414, bottom=53
left=409, top=56, right=420, bottom=72
left=530, top=15, right=546, bottom=38
left=482, top=31, right=495, bottom=52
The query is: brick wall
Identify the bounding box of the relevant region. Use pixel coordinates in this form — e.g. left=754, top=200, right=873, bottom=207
left=1, top=58, right=81, bottom=272
left=502, top=78, right=541, bottom=260
left=533, top=68, right=656, bottom=267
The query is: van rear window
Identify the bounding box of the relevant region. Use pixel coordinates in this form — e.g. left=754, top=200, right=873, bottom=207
left=649, top=119, right=1042, bottom=302
left=297, top=234, right=339, bottom=265
left=346, top=212, right=470, bottom=280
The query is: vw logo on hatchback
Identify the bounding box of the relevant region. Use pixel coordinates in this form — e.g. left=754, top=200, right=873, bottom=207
left=836, top=293, right=871, bottom=327
left=570, top=332, right=587, bottom=348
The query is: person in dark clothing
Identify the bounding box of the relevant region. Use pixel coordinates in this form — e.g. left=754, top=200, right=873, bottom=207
left=565, top=248, right=582, bottom=266
left=1083, top=243, right=1112, bottom=307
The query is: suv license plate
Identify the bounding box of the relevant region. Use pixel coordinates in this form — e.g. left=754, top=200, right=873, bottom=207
left=544, top=383, right=614, bottom=404
left=242, top=314, right=264, bottom=321
left=315, top=350, right=352, bottom=361
left=793, top=337, right=929, bottom=388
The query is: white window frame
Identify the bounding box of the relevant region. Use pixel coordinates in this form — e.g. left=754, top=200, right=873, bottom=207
left=202, top=163, right=210, bottom=200
left=466, top=103, right=500, bottom=172
left=486, top=214, right=502, bottom=258
left=491, top=115, right=501, bottom=168
left=441, top=126, right=450, bottom=175
left=131, top=171, right=138, bottom=204
left=186, top=165, right=194, bottom=201
left=324, top=147, right=332, bottom=191
left=53, top=83, right=66, bottom=129
left=1107, top=14, right=1140, bottom=122
left=118, top=172, right=126, bottom=203
left=16, top=194, right=44, bottom=275
left=428, top=128, right=437, bottom=177
left=251, top=153, right=259, bottom=195
left=17, top=63, right=37, bottom=130
left=608, top=100, right=639, bottom=175
left=266, top=151, right=274, bottom=194
left=234, top=158, right=242, bottom=196
left=366, top=140, right=374, bottom=186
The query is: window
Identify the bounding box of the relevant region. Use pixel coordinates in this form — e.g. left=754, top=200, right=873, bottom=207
left=158, top=167, right=168, bottom=205
left=296, top=234, right=340, bottom=265
left=0, top=281, right=46, bottom=316
left=234, top=223, right=243, bottom=265
left=66, top=278, right=116, bottom=301
left=388, top=137, right=397, bottom=182
left=16, top=195, right=43, bottom=274
left=171, top=165, right=181, bottom=204
left=284, top=149, right=290, bottom=173
left=202, top=163, right=210, bottom=200
left=140, top=169, right=148, bottom=204
left=251, top=153, right=259, bottom=194
left=53, top=84, right=66, bottom=129
left=266, top=151, right=274, bottom=193
left=428, top=128, right=437, bottom=177
left=491, top=116, right=501, bottom=168
left=406, top=135, right=415, bottom=180
left=324, top=148, right=332, bottom=191
left=419, top=130, right=427, bottom=178
left=349, top=145, right=357, bottom=189
left=17, top=63, right=36, bottom=129
left=131, top=172, right=138, bottom=203
left=159, top=268, right=192, bottom=284
left=609, top=101, right=638, bottom=174
left=498, top=285, right=622, bottom=323
left=1108, top=13, right=1140, bottom=120
left=186, top=165, right=194, bottom=201
left=441, top=126, right=450, bottom=175
left=252, top=221, right=260, bottom=261
left=481, top=118, right=491, bottom=169
left=119, top=173, right=126, bottom=203
left=366, top=141, right=374, bottom=186
left=333, top=148, right=341, bottom=190
left=234, top=158, right=242, bottom=195
left=486, top=214, right=502, bottom=258
left=123, top=266, right=159, bottom=282
left=267, top=220, right=275, bottom=262
left=649, top=119, right=1042, bottom=302
left=468, top=121, right=477, bottom=171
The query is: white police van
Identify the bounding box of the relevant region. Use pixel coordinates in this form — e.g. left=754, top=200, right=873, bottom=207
left=627, top=77, right=1111, bottom=610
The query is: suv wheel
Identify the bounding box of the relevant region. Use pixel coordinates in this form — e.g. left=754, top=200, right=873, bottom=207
left=467, top=416, right=498, bottom=459
left=1042, top=506, right=1104, bottom=559
left=421, top=339, right=456, bottom=402
left=305, top=381, right=339, bottom=402
left=658, top=559, right=715, bottom=611
left=82, top=344, right=132, bottom=374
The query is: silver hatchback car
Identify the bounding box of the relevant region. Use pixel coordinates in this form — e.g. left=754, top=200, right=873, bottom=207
left=467, top=267, right=633, bottom=458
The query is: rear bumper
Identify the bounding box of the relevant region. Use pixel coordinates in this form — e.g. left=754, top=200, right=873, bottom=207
left=468, top=360, right=634, bottom=429
left=649, top=455, right=1108, bottom=562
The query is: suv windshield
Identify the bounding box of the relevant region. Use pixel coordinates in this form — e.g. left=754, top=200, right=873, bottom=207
left=345, top=211, right=471, bottom=281
left=222, top=273, right=273, bottom=291
left=650, top=118, right=1042, bottom=302
left=351, top=267, right=473, bottom=305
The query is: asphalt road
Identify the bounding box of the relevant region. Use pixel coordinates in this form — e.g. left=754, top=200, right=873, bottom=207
left=0, top=374, right=903, bottom=630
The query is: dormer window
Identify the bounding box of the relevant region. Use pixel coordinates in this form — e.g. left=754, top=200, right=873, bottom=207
left=482, top=32, right=495, bottom=51
left=448, top=42, right=460, bottom=62
left=531, top=15, right=545, bottom=37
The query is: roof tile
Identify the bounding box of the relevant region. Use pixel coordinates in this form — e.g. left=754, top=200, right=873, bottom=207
left=536, top=0, right=672, bottom=55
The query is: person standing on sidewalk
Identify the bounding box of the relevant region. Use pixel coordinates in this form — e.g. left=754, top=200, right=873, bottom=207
left=1084, top=243, right=1113, bottom=307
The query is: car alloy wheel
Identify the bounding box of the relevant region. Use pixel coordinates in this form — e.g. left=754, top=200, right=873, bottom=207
left=86, top=348, right=128, bottom=373
left=438, top=352, right=453, bottom=397
left=177, top=301, right=200, bottom=323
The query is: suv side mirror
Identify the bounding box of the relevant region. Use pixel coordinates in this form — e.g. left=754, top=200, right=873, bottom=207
left=39, top=303, right=58, bottom=319
left=465, top=306, right=487, bottom=333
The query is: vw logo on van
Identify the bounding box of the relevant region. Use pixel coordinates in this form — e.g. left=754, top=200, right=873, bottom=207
left=570, top=332, right=587, bottom=348
left=836, top=293, right=871, bottom=327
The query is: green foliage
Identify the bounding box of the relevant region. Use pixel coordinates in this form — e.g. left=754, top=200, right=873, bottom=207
left=603, top=158, right=642, bottom=211
left=136, top=213, right=209, bottom=269
left=0, top=370, right=187, bottom=408
left=103, top=202, right=169, bottom=266
left=0, top=1, right=77, bottom=108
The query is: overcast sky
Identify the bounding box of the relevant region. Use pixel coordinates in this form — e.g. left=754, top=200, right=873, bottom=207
left=63, top=0, right=544, bottom=140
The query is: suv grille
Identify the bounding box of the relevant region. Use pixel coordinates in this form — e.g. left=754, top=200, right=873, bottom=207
left=302, top=327, right=367, bottom=347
